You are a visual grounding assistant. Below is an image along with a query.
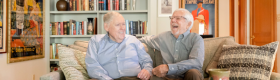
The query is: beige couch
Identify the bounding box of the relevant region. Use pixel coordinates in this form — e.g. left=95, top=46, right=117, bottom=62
left=40, top=36, right=280, bottom=80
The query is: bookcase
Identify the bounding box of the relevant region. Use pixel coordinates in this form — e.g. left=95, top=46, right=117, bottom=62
left=45, top=0, right=151, bottom=72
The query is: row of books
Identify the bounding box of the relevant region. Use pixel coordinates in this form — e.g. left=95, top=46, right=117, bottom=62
left=50, top=43, right=61, bottom=59
left=98, top=0, right=137, bottom=10
left=64, top=0, right=137, bottom=11
left=126, top=20, right=148, bottom=35
left=50, top=18, right=98, bottom=35
left=66, top=0, right=97, bottom=11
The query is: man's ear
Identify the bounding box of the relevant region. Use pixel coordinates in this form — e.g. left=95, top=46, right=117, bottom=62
left=186, top=21, right=192, bottom=29
left=104, top=23, right=109, bottom=32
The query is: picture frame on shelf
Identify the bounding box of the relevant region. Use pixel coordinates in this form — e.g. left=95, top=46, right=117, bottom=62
left=6, top=0, right=45, bottom=63
left=180, top=0, right=219, bottom=37
left=158, top=0, right=176, bottom=17
left=0, top=0, right=7, bottom=54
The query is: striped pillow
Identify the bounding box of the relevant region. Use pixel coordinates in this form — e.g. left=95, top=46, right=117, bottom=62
left=217, top=41, right=279, bottom=80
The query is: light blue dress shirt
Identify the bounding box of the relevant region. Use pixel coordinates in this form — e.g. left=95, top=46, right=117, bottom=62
left=140, top=31, right=204, bottom=78
left=85, top=34, right=153, bottom=80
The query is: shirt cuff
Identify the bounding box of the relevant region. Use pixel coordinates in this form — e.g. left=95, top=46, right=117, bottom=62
left=167, top=64, right=178, bottom=75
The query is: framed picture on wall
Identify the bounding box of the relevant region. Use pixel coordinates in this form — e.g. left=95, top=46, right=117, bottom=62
left=6, top=0, right=45, bottom=63
left=180, top=0, right=219, bottom=37
left=0, top=0, right=7, bottom=53
left=158, top=0, right=176, bottom=17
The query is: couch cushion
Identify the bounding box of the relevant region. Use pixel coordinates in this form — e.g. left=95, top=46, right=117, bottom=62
left=142, top=43, right=157, bottom=67
left=202, top=36, right=235, bottom=77
left=74, top=40, right=89, bottom=48
left=58, top=46, right=89, bottom=80
left=205, top=39, right=239, bottom=73
left=217, top=41, right=279, bottom=80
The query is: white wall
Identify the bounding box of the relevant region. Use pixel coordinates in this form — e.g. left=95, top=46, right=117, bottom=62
left=0, top=0, right=49, bottom=80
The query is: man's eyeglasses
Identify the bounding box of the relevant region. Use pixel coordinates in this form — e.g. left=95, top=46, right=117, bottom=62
left=169, top=16, right=187, bottom=20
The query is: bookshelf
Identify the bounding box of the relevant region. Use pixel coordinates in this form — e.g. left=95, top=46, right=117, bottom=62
left=45, top=0, right=151, bottom=72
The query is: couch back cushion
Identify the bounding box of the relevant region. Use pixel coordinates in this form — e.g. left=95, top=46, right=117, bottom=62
left=217, top=41, right=279, bottom=80
left=202, top=36, right=235, bottom=77
left=58, top=46, right=89, bottom=80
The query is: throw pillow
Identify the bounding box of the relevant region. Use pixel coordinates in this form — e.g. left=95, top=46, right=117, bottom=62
left=217, top=41, right=279, bottom=80
left=206, top=39, right=239, bottom=73
left=74, top=50, right=87, bottom=69
left=58, top=46, right=89, bottom=80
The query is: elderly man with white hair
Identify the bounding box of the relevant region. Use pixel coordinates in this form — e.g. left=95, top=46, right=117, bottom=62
left=140, top=8, right=204, bottom=80
left=85, top=11, right=153, bottom=80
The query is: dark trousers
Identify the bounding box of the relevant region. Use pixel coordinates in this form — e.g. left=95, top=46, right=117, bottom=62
left=151, top=69, right=203, bottom=80
left=89, top=76, right=140, bottom=80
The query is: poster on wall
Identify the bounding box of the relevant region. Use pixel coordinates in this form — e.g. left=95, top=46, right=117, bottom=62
left=158, top=0, right=176, bottom=17
left=0, top=0, right=7, bottom=53
left=181, top=0, right=218, bottom=37
left=7, top=0, right=44, bottom=63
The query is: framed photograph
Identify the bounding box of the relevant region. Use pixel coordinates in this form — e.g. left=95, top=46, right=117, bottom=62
left=158, top=0, right=176, bottom=17
left=0, top=0, right=7, bottom=54
left=7, top=0, right=45, bottom=63
left=181, top=0, right=219, bottom=37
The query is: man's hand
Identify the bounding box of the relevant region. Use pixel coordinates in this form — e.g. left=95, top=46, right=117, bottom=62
left=152, top=64, right=169, bottom=77
left=137, top=69, right=151, bottom=80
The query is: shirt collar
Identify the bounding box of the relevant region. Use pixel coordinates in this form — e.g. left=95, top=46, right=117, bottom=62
left=171, top=30, right=190, bottom=38
left=105, top=33, right=126, bottom=43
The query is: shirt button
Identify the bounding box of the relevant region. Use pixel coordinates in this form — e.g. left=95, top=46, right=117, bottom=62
left=172, top=68, right=174, bottom=70
left=177, top=41, right=178, bottom=42
left=117, top=61, right=119, bottom=63
left=176, top=50, right=178, bottom=51
left=119, top=70, right=121, bottom=72
left=116, top=49, right=118, bottom=50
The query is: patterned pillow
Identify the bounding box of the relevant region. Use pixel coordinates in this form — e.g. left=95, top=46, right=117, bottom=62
left=206, top=39, right=239, bottom=73
left=58, top=46, right=89, bottom=80
left=217, top=41, right=279, bottom=80
left=74, top=50, right=87, bottom=69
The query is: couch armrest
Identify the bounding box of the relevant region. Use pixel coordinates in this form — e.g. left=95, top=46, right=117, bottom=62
left=40, top=70, right=65, bottom=80
left=270, top=72, right=280, bottom=80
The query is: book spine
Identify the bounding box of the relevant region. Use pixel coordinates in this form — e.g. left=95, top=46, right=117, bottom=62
left=119, top=0, right=121, bottom=10
left=84, top=21, right=87, bottom=35
left=104, top=0, right=106, bottom=10
left=122, top=0, right=124, bottom=10
left=72, top=23, right=74, bottom=35
left=81, top=21, right=84, bottom=35
left=60, top=22, right=64, bottom=35
left=124, top=0, right=126, bottom=10
left=142, top=22, right=144, bottom=34
left=52, top=43, right=56, bottom=59
left=116, top=0, right=119, bottom=10
left=130, top=21, right=133, bottom=35
left=55, top=22, right=59, bottom=35
left=132, top=0, right=135, bottom=10
left=50, top=44, right=53, bottom=59
left=127, top=0, right=130, bottom=10
left=94, top=0, right=97, bottom=11
left=94, top=18, right=97, bottom=34
left=125, top=20, right=129, bottom=34
left=76, top=21, right=79, bottom=35
left=80, top=22, right=82, bottom=35
left=63, top=21, right=67, bottom=35
left=50, top=23, right=52, bottom=35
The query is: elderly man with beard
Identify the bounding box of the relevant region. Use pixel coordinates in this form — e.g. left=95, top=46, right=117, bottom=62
left=86, top=11, right=153, bottom=80
left=140, top=9, right=204, bottom=80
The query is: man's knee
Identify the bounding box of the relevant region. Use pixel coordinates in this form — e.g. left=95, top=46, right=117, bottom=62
left=184, top=69, right=203, bottom=80
left=186, top=69, right=200, bottom=75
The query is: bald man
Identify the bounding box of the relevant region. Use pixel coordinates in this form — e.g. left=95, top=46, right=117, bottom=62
left=140, top=9, right=204, bottom=80
left=85, top=11, right=153, bottom=80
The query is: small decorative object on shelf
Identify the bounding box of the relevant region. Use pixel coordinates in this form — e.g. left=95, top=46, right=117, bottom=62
left=56, top=0, right=68, bottom=11
left=87, top=18, right=94, bottom=35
